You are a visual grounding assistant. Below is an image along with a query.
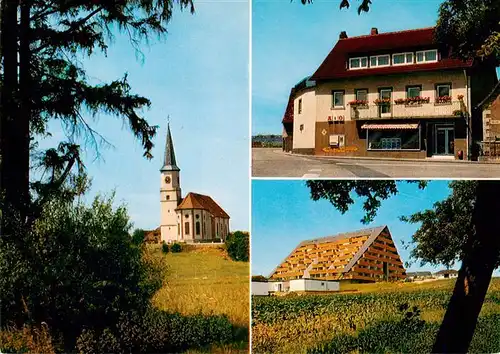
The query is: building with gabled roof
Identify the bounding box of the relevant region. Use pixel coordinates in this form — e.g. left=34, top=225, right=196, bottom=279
left=269, top=226, right=406, bottom=283
left=283, top=26, right=498, bottom=160
left=158, top=123, right=230, bottom=243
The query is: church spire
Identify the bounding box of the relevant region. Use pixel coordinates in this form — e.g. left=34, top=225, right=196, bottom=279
left=161, top=121, right=180, bottom=172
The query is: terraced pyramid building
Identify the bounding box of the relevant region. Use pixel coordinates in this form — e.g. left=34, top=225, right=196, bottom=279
left=269, top=226, right=406, bottom=283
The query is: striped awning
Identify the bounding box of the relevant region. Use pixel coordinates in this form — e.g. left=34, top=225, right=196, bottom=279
left=361, top=123, right=419, bottom=130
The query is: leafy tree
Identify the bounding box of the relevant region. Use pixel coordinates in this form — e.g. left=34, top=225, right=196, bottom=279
left=436, top=0, right=500, bottom=62
left=252, top=275, right=268, bottom=282
left=306, top=180, right=500, bottom=353
left=0, top=193, right=164, bottom=351
left=0, top=0, right=195, bottom=226
left=400, top=180, right=479, bottom=268
left=226, top=231, right=249, bottom=262
left=132, top=229, right=146, bottom=246
left=299, top=0, right=373, bottom=14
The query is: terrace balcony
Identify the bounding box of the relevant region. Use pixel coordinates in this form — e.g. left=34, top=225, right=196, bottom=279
left=350, top=100, right=463, bottom=120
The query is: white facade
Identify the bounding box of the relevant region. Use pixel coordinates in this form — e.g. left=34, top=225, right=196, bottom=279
left=160, top=169, right=181, bottom=243
left=251, top=282, right=270, bottom=296
left=289, top=279, right=340, bottom=292
left=267, top=279, right=340, bottom=293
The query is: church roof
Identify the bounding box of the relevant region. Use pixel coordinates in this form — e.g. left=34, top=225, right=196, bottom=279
left=161, top=123, right=180, bottom=172
left=176, top=192, right=230, bottom=218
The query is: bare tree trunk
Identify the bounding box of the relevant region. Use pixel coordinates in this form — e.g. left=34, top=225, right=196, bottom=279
left=0, top=0, right=21, bottom=226
left=18, top=0, right=30, bottom=207
left=432, top=181, right=500, bottom=353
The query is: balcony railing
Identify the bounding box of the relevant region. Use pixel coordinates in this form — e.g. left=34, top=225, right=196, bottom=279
left=350, top=101, right=463, bottom=120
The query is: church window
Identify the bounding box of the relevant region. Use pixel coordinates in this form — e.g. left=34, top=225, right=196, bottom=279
left=185, top=214, right=189, bottom=218
left=196, top=222, right=200, bottom=235
left=166, top=195, right=170, bottom=200
left=185, top=222, right=190, bottom=235
left=178, top=224, right=180, bottom=235
left=196, top=214, right=199, bottom=219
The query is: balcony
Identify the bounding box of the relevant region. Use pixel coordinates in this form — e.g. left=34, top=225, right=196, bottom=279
left=350, top=101, right=463, bottom=120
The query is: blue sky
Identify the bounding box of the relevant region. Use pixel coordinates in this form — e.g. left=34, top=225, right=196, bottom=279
left=37, top=1, right=249, bottom=231
left=251, top=180, right=484, bottom=276
left=252, top=0, right=500, bottom=134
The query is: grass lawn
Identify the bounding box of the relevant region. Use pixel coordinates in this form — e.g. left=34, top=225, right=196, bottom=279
left=148, top=244, right=249, bottom=352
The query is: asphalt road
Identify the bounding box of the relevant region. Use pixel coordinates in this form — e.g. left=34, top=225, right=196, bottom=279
left=252, top=148, right=500, bottom=178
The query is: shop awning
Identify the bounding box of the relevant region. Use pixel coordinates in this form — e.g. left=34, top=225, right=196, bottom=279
left=361, top=123, right=419, bottom=130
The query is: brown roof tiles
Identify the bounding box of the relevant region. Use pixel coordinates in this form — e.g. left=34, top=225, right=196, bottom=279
left=176, top=192, right=230, bottom=218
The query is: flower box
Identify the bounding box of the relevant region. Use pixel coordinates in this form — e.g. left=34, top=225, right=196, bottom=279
left=348, top=99, right=368, bottom=107
left=405, top=96, right=430, bottom=105
left=374, top=98, right=391, bottom=105
left=435, top=96, right=452, bottom=104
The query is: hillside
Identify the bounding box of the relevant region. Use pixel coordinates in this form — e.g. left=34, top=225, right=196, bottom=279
left=148, top=245, right=249, bottom=352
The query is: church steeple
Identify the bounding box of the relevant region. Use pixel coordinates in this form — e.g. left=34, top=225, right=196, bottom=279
left=161, top=122, right=180, bottom=172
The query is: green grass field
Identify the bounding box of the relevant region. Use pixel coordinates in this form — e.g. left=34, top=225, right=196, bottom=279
left=252, top=278, right=500, bottom=354
left=148, top=245, right=249, bottom=353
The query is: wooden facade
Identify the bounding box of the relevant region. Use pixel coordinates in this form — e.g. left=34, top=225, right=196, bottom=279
left=269, top=226, right=406, bottom=282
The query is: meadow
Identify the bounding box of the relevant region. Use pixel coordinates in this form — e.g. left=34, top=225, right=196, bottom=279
left=148, top=244, right=249, bottom=353
left=252, top=278, right=500, bottom=354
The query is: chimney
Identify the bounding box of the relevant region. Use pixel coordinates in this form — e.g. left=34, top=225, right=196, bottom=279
left=371, top=27, right=378, bottom=35
left=339, top=31, right=348, bottom=39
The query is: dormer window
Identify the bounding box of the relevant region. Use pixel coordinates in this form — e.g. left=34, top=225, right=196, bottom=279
left=349, top=57, right=368, bottom=70
left=392, top=52, right=414, bottom=65
left=416, top=49, right=438, bottom=63
left=370, top=54, right=390, bottom=68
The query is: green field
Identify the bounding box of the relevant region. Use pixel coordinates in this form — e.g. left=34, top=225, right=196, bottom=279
left=252, top=278, right=500, bottom=354
left=148, top=245, right=249, bottom=352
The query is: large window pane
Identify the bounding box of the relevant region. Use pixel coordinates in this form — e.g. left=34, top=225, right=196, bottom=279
left=407, top=86, right=421, bottom=98
left=425, top=50, right=437, bottom=61
left=393, top=54, right=405, bottom=64
left=437, top=85, right=450, bottom=97
left=333, top=91, right=344, bottom=107
left=406, top=53, right=413, bottom=63
left=378, top=55, right=390, bottom=66
left=360, top=57, right=368, bottom=67
left=350, top=58, right=360, bottom=68
left=370, top=57, right=377, bottom=67
left=356, top=90, right=368, bottom=101
left=416, top=52, right=424, bottom=62
left=367, top=129, right=420, bottom=150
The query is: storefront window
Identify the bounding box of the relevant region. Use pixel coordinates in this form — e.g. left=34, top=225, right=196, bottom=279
left=367, top=129, right=420, bottom=150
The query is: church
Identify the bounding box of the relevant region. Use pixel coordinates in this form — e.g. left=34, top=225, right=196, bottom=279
left=147, top=123, right=230, bottom=244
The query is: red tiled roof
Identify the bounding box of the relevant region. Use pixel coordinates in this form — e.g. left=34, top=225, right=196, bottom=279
left=282, top=88, right=295, bottom=124
left=176, top=192, right=229, bottom=218
left=311, top=27, right=473, bottom=81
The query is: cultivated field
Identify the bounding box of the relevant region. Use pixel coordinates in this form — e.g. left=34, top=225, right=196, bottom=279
left=252, top=278, right=500, bottom=354
left=148, top=245, right=249, bottom=352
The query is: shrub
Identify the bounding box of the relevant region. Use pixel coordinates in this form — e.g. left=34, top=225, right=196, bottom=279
left=161, top=242, right=169, bottom=254
left=252, top=275, right=268, bottom=282
left=0, top=195, right=164, bottom=352
left=225, top=231, right=249, bottom=262
left=76, top=308, right=234, bottom=353
left=171, top=243, right=182, bottom=253
left=131, top=229, right=146, bottom=245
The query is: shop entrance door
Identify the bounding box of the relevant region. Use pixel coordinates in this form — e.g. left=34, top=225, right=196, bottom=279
left=435, top=125, right=454, bottom=155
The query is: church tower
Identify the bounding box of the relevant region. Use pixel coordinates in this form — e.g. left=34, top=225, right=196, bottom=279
left=160, top=123, right=181, bottom=243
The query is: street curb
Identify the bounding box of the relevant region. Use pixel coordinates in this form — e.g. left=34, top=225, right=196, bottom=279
left=273, top=150, right=498, bottom=164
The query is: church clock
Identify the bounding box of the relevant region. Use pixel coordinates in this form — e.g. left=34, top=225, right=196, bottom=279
left=165, top=176, right=171, bottom=184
